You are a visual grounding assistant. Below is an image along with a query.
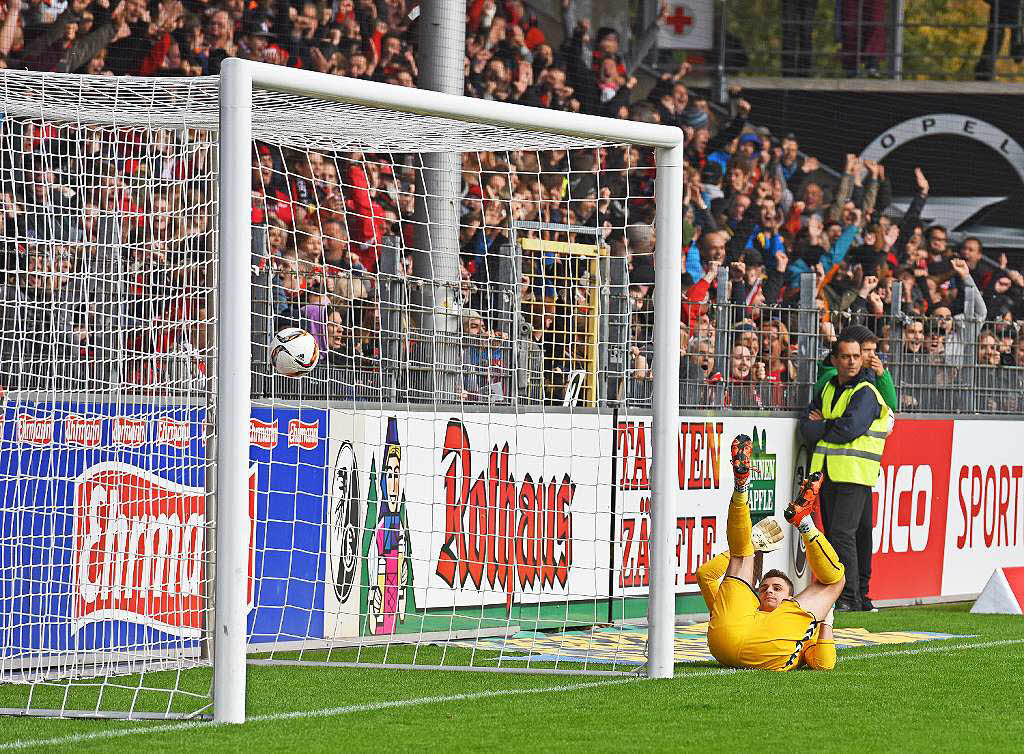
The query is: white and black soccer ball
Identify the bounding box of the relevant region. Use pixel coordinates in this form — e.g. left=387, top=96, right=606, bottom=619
left=269, top=327, right=320, bottom=377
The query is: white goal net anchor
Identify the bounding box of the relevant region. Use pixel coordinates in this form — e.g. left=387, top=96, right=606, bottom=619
left=0, top=61, right=684, bottom=723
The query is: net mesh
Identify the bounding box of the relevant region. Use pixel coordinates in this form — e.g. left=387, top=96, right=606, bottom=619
left=0, top=70, right=669, bottom=719
left=0, top=100, right=217, bottom=718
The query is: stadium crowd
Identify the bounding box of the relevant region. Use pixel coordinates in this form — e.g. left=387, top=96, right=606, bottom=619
left=0, top=0, right=1023, bottom=410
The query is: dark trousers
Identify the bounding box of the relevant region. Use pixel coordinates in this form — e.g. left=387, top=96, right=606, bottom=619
left=819, top=474, right=872, bottom=607
left=975, top=0, right=1023, bottom=79
left=781, top=0, right=818, bottom=77
left=839, top=0, right=887, bottom=74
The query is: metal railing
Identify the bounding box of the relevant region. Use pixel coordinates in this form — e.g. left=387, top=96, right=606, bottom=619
left=250, top=252, right=1024, bottom=414
left=2, top=261, right=1020, bottom=414
left=696, top=0, right=1024, bottom=82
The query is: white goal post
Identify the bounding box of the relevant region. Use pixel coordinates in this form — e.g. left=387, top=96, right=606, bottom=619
left=215, top=60, right=684, bottom=723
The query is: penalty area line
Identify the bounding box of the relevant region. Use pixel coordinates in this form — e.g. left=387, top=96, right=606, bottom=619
left=5, top=638, right=1024, bottom=751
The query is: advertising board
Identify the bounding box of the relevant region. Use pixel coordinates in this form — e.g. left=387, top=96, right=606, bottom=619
left=0, top=402, right=328, bottom=656
left=324, top=410, right=612, bottom=638
left=613, top=416, right=798, bottom=600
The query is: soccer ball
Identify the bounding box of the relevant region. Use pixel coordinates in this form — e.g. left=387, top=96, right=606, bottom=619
left=269, top=327, right=320, bottom=377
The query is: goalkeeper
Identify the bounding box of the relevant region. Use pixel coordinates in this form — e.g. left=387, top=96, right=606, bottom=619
left=697, top=435, right=845, bottom=671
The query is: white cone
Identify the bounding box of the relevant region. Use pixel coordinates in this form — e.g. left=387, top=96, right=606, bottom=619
left=970, top=568, right=1024, bottom=615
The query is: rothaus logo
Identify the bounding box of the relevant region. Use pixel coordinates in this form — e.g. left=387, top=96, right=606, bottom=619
left=250, top=418, right=278, bottom=450
left=64, top=415, right=103, bottom=448
left=872, top=464, right=933, bottom=554
left=111, top=417, right=148, bottom=448
left=436, top=420, right=574, bottom=611
left=17, top=415, right=54, bottom=445
left=72, top=462, right=256, bottom=637
left=287, top=419, right=319, bottom=450
left=156, top=417, right=190, bottom=450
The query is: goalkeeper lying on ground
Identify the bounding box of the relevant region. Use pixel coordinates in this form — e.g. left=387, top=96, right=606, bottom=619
left=696, top=434, right=845, bottom=671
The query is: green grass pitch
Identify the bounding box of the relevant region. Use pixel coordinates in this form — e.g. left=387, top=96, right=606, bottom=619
left=1, top=603, right=1021, bottom=752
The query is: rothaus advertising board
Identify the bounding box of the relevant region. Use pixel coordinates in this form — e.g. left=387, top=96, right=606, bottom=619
left=0, top=402, right=327, bottom=657
left=324, top=410, right=612, bottom=639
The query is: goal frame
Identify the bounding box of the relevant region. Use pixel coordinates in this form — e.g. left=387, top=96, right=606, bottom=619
left=216, top=58, right=684, bottom=724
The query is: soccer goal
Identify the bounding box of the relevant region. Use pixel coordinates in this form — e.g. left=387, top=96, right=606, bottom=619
left=0, top=61, right=683, bottom=723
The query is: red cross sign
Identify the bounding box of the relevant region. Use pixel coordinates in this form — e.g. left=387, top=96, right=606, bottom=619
left=666, top=5, right=694, bottom=35
left=658, top=0, right=712, bottom=49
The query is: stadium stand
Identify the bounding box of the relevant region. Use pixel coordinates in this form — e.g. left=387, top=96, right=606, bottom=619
left=0, top=0, right=1022, bottom=411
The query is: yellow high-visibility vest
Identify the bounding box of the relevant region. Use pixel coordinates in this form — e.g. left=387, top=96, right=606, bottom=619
left=809, top=379, right=889, bottom=486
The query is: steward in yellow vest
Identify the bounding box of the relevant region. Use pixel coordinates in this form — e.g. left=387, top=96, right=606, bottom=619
left=801, top=369, right=888, bottom=485
left=808, top=377, right=889, bottom=485
left=798, top=332, right=889, bottom=612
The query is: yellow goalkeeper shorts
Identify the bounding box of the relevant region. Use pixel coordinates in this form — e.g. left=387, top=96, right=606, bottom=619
left=707, top=576, right=817, bottom=672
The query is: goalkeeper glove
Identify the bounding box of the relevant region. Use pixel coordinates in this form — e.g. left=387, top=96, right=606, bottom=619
left=751, top=517, right=784, bottom=553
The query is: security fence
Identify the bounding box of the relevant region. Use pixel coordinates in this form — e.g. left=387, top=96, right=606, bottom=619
left=251, top=239, right=1024, bottom=415
left=0, top=229, right=1017, bottom=415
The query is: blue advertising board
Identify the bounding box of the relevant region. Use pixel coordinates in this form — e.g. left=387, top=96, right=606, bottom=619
left=0, top=400, right=327, bottom=658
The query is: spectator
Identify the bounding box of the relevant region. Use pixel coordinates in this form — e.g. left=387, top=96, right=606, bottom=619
left=781, top=0, right=817, bottom=76
left=22, top=0, right=131, bottom=72
left=723, top=342, right=765, bottom=408
left=815, top=324, right=897, bottom=412
left=960, top=237, right=990, bottom=290
left=975, top=0, right=1023, bottom=80
left=974, top=329, right=1017, bottom=412
left=460, top=309, right=506, bottom=402
left=930, top=257, right=988, bottom=366
left=838, top=0, right=886, bottom=77
left=680, top=336, right=722, bottom=407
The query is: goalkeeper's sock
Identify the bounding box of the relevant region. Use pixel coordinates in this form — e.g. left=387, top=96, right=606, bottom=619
left=726, top=496, right=754, bottom=558
left=804, top=529, right=845, bottom=586
left=797, top=517, right=819, bottom=537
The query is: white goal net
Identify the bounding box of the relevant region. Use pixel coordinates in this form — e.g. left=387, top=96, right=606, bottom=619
left=0, top=66, right=684, bottom=721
